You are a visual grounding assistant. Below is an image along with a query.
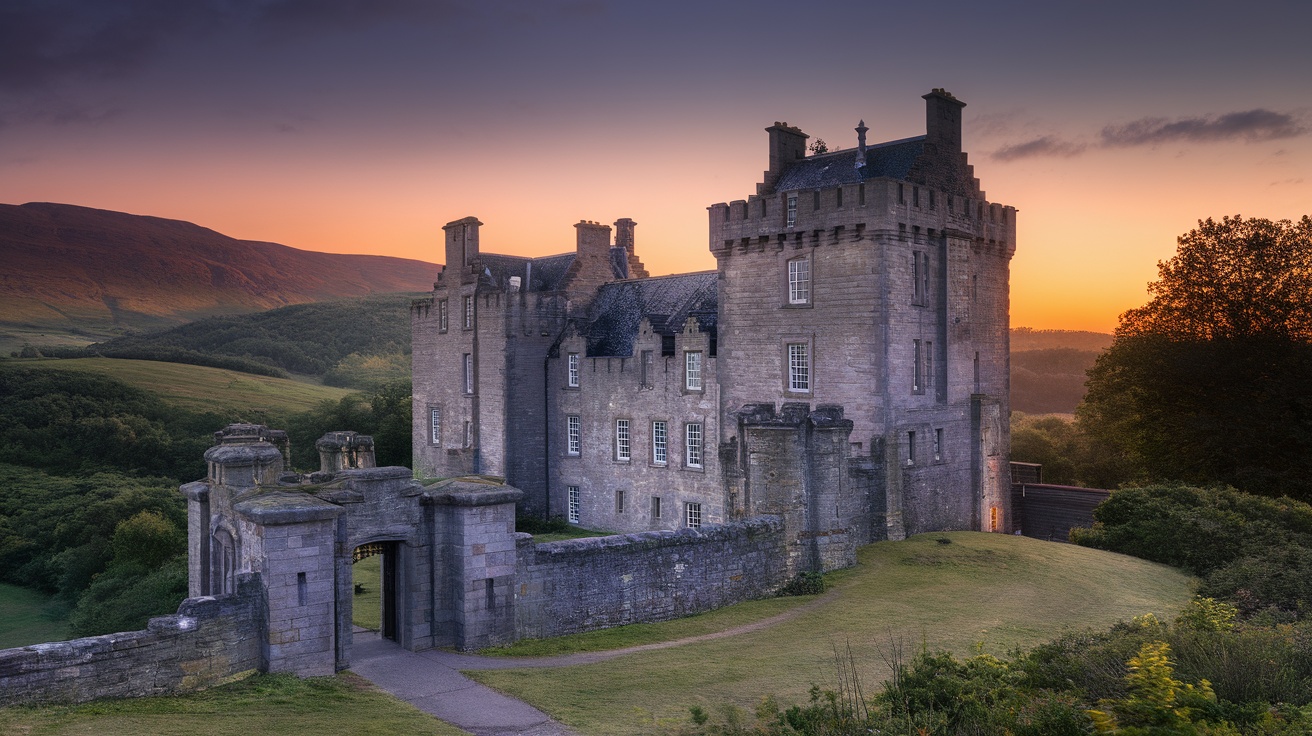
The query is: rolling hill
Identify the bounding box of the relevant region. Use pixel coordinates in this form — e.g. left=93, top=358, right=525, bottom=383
left=0, top=202, right=441, bottom=334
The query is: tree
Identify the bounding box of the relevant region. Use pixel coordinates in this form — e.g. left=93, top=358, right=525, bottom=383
left=1078, top=216, right=1312, bottom=500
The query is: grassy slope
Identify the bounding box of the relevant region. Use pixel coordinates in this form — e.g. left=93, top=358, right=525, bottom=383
left=469, top=532, right=1196, bottom=735
left=352, top=555, right=382, bottom=632
left=0, top=673, right=469, bottom=736
left=0, top=583, right=68, bottom=649
left=0, top=358, right=353, bottom=415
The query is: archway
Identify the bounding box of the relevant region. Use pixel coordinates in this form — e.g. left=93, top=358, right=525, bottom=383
left=352, top=542, right=401, bottom=641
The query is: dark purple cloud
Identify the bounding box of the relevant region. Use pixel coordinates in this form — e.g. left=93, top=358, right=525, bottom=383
left=992, top=136, right=1087, bottom=161
left=993, top=109, right=1307, bottom=161
left=0, top=0, right=476, bottom=93
left=1101, top=109, right=1306, bottom=146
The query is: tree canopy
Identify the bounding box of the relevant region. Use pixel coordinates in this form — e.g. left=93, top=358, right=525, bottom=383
left=1078, top=215, right=1312, bottom=500
left=1119, top=215, right=1312, bottom=341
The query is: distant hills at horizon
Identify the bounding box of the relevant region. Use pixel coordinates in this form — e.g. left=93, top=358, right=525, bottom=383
left=0, top=202, right=442, bottom=334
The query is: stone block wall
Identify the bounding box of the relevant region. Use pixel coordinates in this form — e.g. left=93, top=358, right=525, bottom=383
left=550, top=317, right=724, bottom=532
left=513, top=516, right=789, bottom=640
left=0, top=574, right=263, bottom=707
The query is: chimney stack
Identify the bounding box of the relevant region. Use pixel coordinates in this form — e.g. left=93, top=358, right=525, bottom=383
left=922, top=88, right=966, bottom=152
left=614, top=218, right=636, bottom=254
left=442, top=216, right=481, bottom=277
left=760, top=122, right=809, bottom=194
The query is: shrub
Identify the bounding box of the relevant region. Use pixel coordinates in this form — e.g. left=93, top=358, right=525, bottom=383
left=776, top=572, right=825, bottom=597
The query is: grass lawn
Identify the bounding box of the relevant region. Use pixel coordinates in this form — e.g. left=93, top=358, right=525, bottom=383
left=353, top=555, right=382, bottom=631
left=0, top=358, right=353, bottom=415
left=467, top=532, right=1196, bottom=735
left=0, top=673, right=470, bottom=735
left=0, top=583, right=69, bottom=649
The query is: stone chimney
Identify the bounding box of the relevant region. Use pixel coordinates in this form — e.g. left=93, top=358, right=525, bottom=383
left=923, top=88, right=966, bottom=152
left=760, top=122, right=809, bottom=194
left=443, top=216, right=481, bottom=278
left=614, top=218, right=636, bottom=254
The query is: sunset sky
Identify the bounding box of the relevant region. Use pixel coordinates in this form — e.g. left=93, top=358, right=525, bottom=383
left=2, top=0, right=1309, bottom=332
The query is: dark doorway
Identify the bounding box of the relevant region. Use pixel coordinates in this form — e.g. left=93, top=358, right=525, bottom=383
left=352, top=541, right=401, bottom=642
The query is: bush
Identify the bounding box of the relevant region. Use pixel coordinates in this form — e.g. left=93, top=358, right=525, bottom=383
left=1072, top=484, right=1312, bottom=617
left=776, top=572, right=825, bottom=597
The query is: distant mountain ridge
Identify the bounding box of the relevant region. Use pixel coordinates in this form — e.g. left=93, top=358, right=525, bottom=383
left=0, top=202, right=442, bottom=330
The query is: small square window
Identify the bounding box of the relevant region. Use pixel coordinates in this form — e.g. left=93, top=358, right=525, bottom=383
left=685, top=351, right=703, bottom=391
left=567, top=415, right=581, bottom=456
left=567, top=353, right=580, bottom=387
left=686, top=502, right=702, bottom=529
left=787, top=257, right=810, bottom=305
left=567, top=485, right=580, bottom=523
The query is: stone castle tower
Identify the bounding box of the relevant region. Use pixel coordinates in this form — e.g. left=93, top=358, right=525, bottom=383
left=411, top=89, right=1014, bottom=571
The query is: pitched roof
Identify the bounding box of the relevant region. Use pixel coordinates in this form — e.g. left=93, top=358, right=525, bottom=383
left=475, top=248, right=633, bottom=292
left=474, top=252, right=577, bottom=292
left=580, top=272, right=718, bottom=357
left=773, top=136, right=925, bottom=191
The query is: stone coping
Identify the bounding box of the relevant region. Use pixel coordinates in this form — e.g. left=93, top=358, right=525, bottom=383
left=234, top=491, right=343, bottom=524
left=204, top=443, right=284, bottom=464
left=425, top=479, right=524, bottom=507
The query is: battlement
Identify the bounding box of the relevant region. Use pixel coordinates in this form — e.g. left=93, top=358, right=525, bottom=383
left=708, top=179, right=1017, bottom=260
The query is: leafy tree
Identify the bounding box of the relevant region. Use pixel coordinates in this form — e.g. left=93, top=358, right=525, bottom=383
left=1078, top=216, right=1312, bottom=501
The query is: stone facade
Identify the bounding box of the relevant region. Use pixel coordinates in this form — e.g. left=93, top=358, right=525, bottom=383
left=514, top=516, right=789, bottom=640
left=412, top=89, right=1015, bottom=568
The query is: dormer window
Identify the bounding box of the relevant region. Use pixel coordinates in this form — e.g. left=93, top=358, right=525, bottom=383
left=786, top=194, right=797, bottom=227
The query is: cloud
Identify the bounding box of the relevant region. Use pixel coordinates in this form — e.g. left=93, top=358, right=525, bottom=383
left=0, top=0, right=478, bottom=94
left=992, top=136, right=1086, bottom=161
left=0, top=0, right=225, bottom=92
left=1101, top=109, right=1306, bottom=146
left=991, top=108, right=1308, bottom=162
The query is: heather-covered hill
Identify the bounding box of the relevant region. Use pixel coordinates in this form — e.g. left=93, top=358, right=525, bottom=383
left=0, top=202, right=441, bottom=331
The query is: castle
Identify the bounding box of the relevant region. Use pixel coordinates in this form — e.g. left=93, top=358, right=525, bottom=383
left=0, top=91, right=1019, bottom=702
left=412, top=88, right=1015, bottom=570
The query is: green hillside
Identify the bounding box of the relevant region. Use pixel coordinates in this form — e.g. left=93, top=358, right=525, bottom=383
left=0, top=583, right=68, bottom=649
left=51, top=294, right=418, bottom=382
left=1, top=358, right=353, bottom=416
left=470, top=532, right=1195, bottom=735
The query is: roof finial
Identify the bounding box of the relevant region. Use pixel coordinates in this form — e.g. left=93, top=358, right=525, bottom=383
left=855, top=119, right=869, bottom=170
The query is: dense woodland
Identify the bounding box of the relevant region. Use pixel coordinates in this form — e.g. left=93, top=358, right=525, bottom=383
left=0, top=362, right=411, bottom=637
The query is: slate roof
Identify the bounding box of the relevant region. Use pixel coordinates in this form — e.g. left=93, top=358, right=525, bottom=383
left=476, top=249, right=632, bottom=292
left=580, top=272, right=718, bottom=357
left=773, top=135, right=925, bottom=192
